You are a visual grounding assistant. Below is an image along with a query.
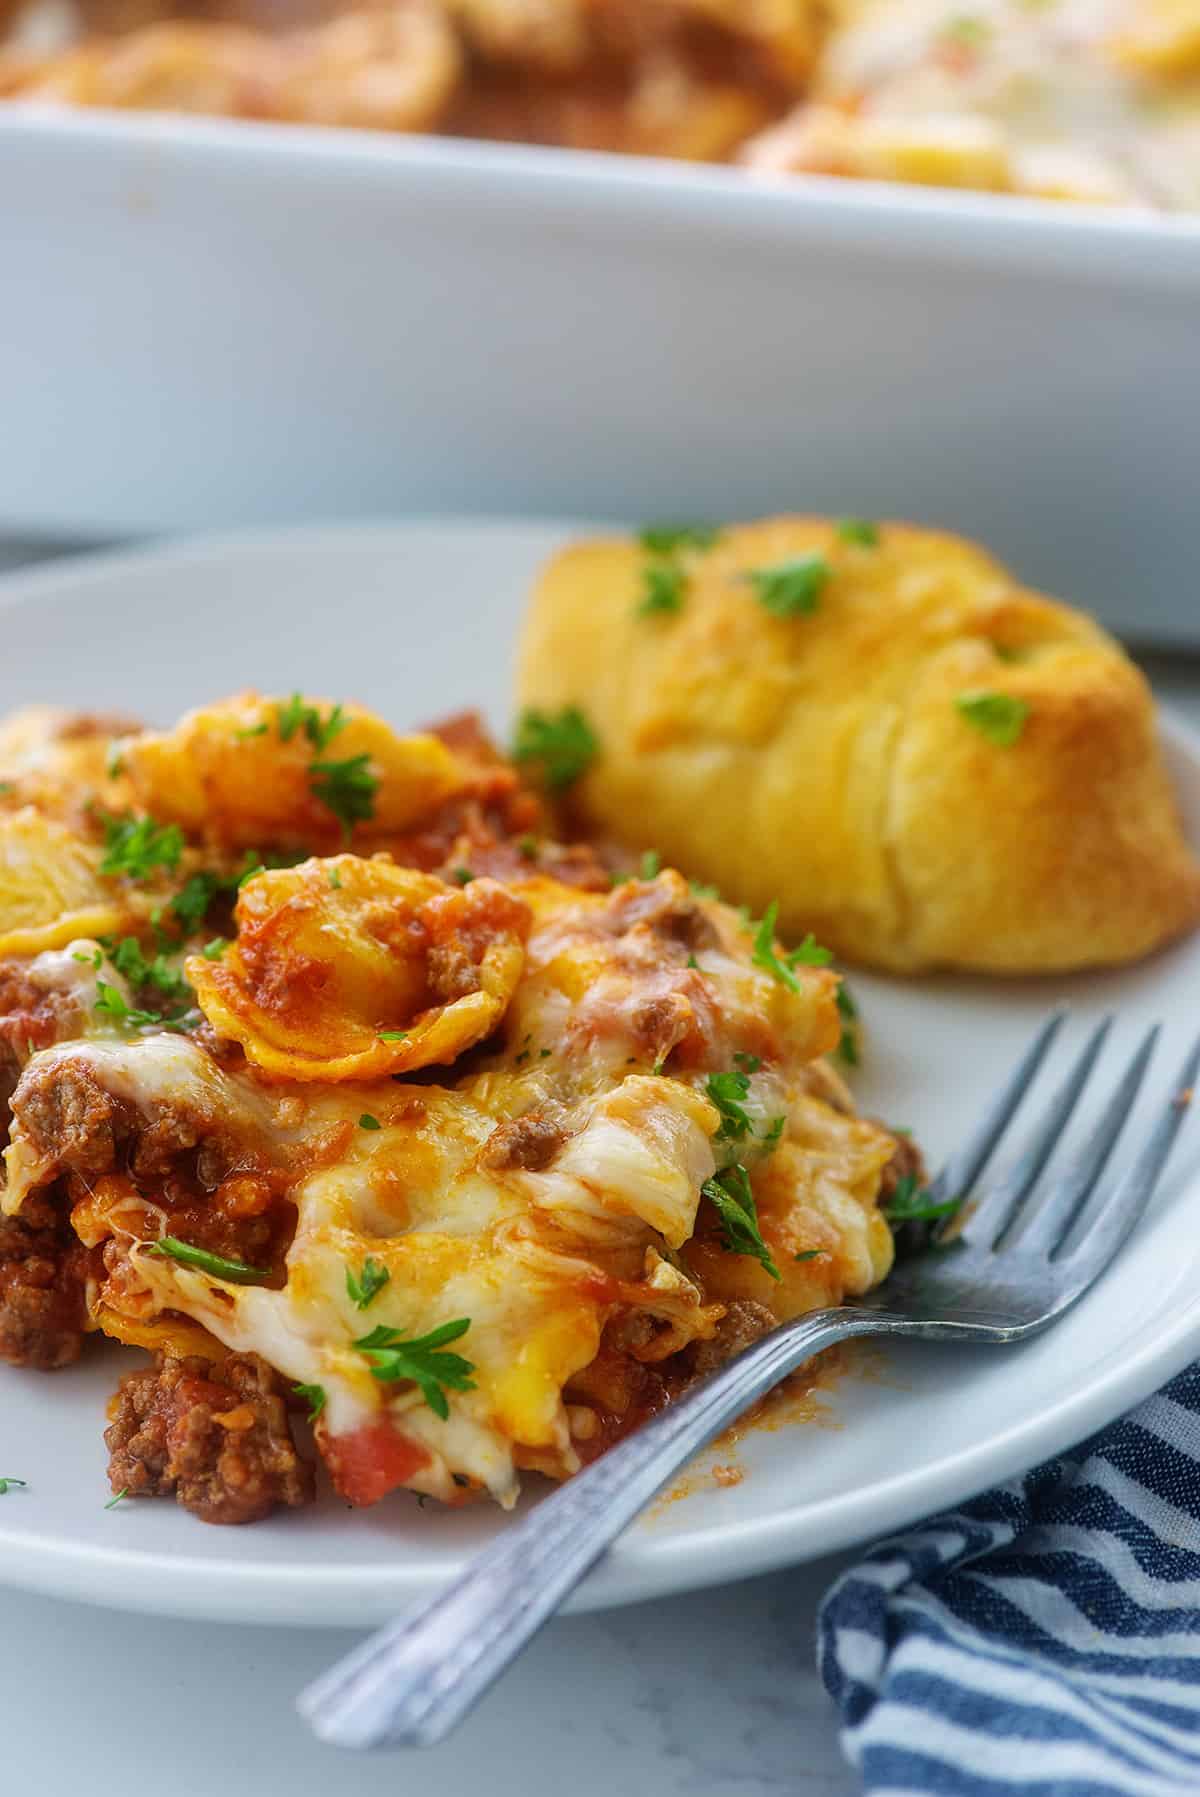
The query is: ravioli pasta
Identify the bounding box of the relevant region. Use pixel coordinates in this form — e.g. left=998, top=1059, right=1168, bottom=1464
left=0, top=688, right=903, bottom=1523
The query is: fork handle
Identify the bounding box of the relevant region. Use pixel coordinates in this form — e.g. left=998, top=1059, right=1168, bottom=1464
left=298, top=1306, right=881, bottom=1750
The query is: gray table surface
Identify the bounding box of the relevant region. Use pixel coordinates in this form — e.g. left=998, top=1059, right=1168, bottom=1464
left=2, top=537, right=1197, bottom=1797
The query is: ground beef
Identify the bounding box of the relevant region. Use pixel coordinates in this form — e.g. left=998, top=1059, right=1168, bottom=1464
left=629, top=990, right=694, bottom=1066
left=477, top=1106, right=568, bottom=1172
left=10, top=1058, right=127, bottom=1179
left=608, top=879, right=719, bottom=954
left=676, top=1300, right=778, bottom=1384
left=105, top=1351, right=314, bottom=1524
left=0, top=1190, right=89, bottom=1369
left=426, top=940, right=483, bottom=1004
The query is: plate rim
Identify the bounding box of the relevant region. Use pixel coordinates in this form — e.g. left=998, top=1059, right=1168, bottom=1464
left=1, top=519, right=1199, bottom=1625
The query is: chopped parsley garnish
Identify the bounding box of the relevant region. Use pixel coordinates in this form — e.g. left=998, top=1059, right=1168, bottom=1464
left=794, top=1249, right=823, bottom=1263
left=201, top=936, right=228, bottom=960
left=106, top=743, right=125, bottom=778
left=346, top=1256, right=390, bottom=1310
left=0, top=782, right=12, bottom=797
left=702, top=1165, right=779, bottom=1280
left=378, top=1030, right=409, bottom=1043
left=517, top=835, right=539, bottom=860
left=99, top=814, right=184, bottom=882
left=750, top=902, right=831, bottom=992
left=686, top=953, right=699, bottom=969
left=236, top=722, right=270, bottom=739
left=733, top=1052, right=761, bottom=1074
left=104, top=1488, right=129, bottom=1509
left=310, top=753, right=378, bottom=835
left=762, top=1116, right=786, bottom=1153
left=883, top=1174, right=962, bottom=1225
left=956, top=691, right=1029, bottom=747
left=328, top=867, right=342, bottom=890
left=746, top=554, right=830, bottom=618
left=639, top=850, right=661, bottom=880
left=706, top=1070, right=754, bottom=1142
left=94, top=981, right=174, bottom=1030
left=359, top=1114, right=382, bottom=1131
left=0, top=1477, right=27, bottom=1495
left=637, top=523, right=720, bottom=556
left=353, top=1318, right=477, bottom=1420
left=293, top=1383, right=327, bottom=1422
left=836, top=982, right=860, bottom=1067
left=171, top=870, right=222, bottom=933
left=836, top=517, right=879, bottom=548
left=790, top=932, right=834, bottom=967
left=638, top=562, right=686, bottom=617
left=276, top=695, right=349, bottom=754
left=99, top=935, right=190, bottom=1002
left=512, top=707, right=598, bottom=792
left=689, top=878, right=720, bottom=901
left=148, top=1237, right=267, bottom=1283
left=453, top=866, right=475, bottom=886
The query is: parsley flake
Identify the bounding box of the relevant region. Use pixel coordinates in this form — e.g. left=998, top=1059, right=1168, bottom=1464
left=0, top=1477, right=27, bottom=1495
left=702, top=1165, right=780, bottom=1280
left=171, top=870, right=222, bottom=933
left=638, top=562, right=686, bottom=617
left=310, top=753, right=378, bottom=835
left=104, top=1487, right=129, bottom=1509
left=452, top=866, right=475, bottom=886
left=328, top=867, right=342, bottom=890
left=706, top=1069, right=754, bottom=1141
left=377, top=1030, right=409, bottom=1043
left=293, top=1383, right=327, bottom=1423
left=794, top=1249, right=823, bottom=1263
left=762, top=1116, right=786, bottom=1152
left=148, top=1237, right=267, bottom=1283
left=201, top=937, right=228, bottom=960
left=639, top=850, right=661, bottom=880
left=353, top=1318, right=477, bottom=1420
left=637, top=523, right=720, bottom=556
left=883, top=1175, right=962, bottom=1225
left=747, top=554, right=830, bottom=618
left=347, top=1256, right=390, bottom=1310
left=94, top=981, right=170, bottom=1030
left=0, top=782, right=12, bottom=797
left=512, top=707, right=598, bottom=792
left=956, top=691, right=1029, bottom=747
left=276, top=695, right=349, bottom=754
left=359, top=1114, right=382, bottom=1131
left=836, top=517, right=880, bottom=548
left=733, top=1051, right=761, bottom=1074
left=99, top=814, right=184, bottom=882
left=836, top=982, right=860, bottom=1067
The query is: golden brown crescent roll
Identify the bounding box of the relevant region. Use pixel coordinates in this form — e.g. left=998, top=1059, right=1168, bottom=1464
left=515, top=517, right=1200, bottom=974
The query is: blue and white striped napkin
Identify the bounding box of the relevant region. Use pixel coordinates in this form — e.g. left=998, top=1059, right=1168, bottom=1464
left=820, top=1362, right=1200, bottom=1796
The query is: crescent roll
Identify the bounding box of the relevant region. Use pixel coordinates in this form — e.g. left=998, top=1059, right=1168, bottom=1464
left=515, top=517, right=1200, bottom=974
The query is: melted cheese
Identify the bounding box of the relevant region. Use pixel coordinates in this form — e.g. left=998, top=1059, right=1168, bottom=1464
left=1, top=841, right=896, bottom=1510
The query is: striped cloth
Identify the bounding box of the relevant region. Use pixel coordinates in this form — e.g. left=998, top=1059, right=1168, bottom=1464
left=819, top=1363, right=1200, bottom=1796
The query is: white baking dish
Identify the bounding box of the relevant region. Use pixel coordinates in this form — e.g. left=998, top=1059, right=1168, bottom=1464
left=2, top=110, right=1198, bottom=643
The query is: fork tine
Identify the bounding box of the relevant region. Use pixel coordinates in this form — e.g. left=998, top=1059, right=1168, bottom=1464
left=1017, top=1024, right=1161, bottom=1255
left=973, top=1015, right=1115, bottom=1247
left=1063, top=1032, right=1200, bottom=1275
left=925, top=1009, right=1067, bottom=1227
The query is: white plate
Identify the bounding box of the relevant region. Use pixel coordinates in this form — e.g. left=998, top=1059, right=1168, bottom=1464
left=2, top=116, right=1199, bottom=645
left=2, top=520, right=1200, bottom=1627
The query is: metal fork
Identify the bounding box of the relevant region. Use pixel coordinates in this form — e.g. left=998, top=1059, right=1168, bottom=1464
left=299, top=1012, right=1200, bottom=1751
